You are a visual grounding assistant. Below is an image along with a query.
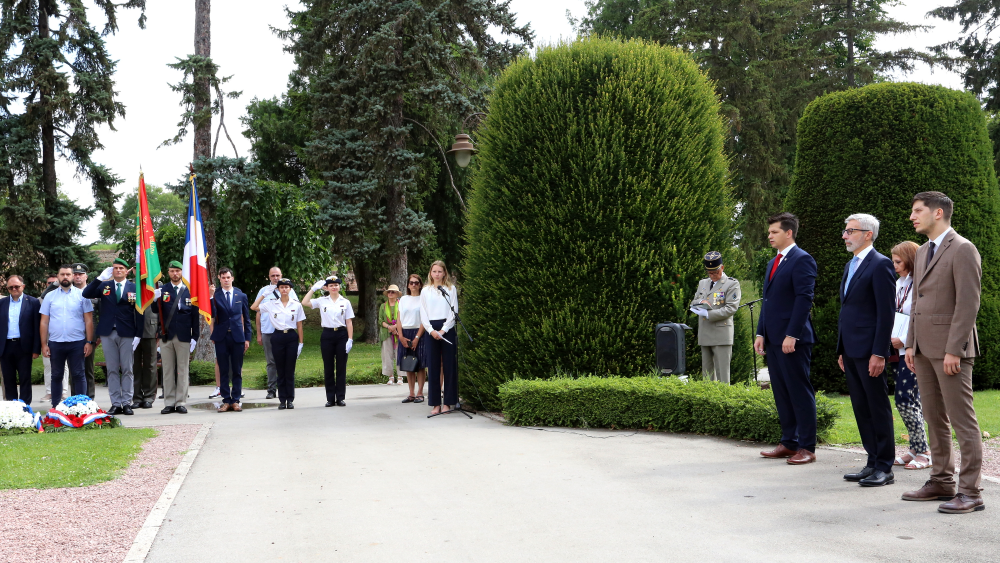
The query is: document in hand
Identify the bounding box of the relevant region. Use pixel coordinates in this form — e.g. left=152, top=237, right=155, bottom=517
left=891, top=312, right=909, bottom=344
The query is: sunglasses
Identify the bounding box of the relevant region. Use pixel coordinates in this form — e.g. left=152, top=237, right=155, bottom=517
left=408, top=281, right=420, bottom=285
left=7, top=285, right=22, bottom=290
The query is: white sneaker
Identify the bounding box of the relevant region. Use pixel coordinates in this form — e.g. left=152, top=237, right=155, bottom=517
left=209, top=387, right=221, bottom=399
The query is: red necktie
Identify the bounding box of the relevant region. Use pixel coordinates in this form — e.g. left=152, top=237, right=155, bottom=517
left=769, top=253, right=783, bottom=281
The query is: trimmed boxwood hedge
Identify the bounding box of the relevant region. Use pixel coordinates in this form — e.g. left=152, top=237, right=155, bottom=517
left=499, top=376, right=839, bottom=444
left=785, top=83, right=1000, bottom=392
left=461, top=38, right=750, bottom=410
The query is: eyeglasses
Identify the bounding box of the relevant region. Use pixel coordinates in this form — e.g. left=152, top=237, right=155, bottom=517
left=408, top=281, right=420, bottom=285
left=6, top=285, right=22, bottom=290
left=842, top=228, right=871, bottom=236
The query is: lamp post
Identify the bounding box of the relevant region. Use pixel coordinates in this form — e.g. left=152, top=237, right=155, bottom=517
left=403, top=112, right=486, bottom=211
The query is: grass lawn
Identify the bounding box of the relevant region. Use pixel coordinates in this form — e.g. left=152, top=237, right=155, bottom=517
left=822, top=390, right=1000, bottom=445
left=0, top=427, right=157, bottom=489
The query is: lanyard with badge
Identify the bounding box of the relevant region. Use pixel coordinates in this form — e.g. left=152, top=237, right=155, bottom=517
left=895, top=281, right=913, bottom=313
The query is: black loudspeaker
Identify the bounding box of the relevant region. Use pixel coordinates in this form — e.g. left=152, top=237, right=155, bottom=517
left=656, top=323, right=691, bottom=375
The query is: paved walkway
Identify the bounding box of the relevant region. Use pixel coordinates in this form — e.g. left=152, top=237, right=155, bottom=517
left=108, top=384, right=1000, bottom=563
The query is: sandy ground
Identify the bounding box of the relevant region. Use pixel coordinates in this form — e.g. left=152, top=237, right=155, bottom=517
left=0, top=424, right=200, bottom=563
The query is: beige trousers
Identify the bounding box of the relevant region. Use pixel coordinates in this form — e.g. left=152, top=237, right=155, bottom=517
left=913, top=353, right=982, bottom=496
left=701, top=345, right=732, bottom=384
left=381, top=337, right=400, bottom=378
left=161, top=337, right=191, bottom=407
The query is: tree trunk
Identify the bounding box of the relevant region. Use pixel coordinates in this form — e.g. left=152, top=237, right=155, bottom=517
left=192, top=0, right=216, bottom=364
left=355, top=259, right=378, bottom=343
left=846, top=0, right=855, bottom=88
left=38, top=4, right=56, bottom=202
left=386, top=92, right=408, bottom=289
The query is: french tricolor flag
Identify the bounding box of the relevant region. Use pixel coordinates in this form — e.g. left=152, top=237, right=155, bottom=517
left=183, top=174, right=213, bottom=323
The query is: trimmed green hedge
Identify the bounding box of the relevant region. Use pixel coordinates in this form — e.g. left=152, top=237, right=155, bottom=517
left=242, top=365, right=383, bottom=389
left=786, top=83, right=1000, bottom=392
left=461, top=38, right=749, bottom=410
left=499, top=376, right=839, bottom=444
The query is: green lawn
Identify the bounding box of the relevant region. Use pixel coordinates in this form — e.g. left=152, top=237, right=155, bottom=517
left=0, top=427, right=157, bottom=489
left=823, top=390, right=1000, bottom=445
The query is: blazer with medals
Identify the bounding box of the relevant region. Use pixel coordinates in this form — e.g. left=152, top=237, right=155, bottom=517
left=689, top=274, right=741, bottom=346
left=82, top=278, right=142, bottom=338
left=0, top=294, right=42, bottom=356
left=159, top=284, right=200, bottom=343
left=836, top=249, right=896, bottom=359
left=906, top=230, right=981, bottom=359
left=210, top=287, right=252, bottom=342
left=756, top=245, right=817, bottom=345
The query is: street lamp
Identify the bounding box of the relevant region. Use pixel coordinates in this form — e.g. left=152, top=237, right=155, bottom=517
left=447, top=133, right=477, bottom=168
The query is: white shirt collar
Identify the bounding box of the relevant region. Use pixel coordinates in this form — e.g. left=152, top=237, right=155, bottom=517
left=853, top=244, right=875, bottom=263
left=777, top=242, right=797, bottom=256
left=931, top=227, right=953, bottom=249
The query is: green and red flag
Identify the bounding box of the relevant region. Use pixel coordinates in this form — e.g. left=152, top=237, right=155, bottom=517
left=134, top=173, right=162, bottom=312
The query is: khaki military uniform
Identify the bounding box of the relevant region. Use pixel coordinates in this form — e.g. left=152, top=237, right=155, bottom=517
left=689, top=274, right=741, bottom=383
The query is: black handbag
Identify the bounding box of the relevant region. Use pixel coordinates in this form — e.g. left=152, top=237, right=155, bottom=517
left=399, top=348, right=419, bottom=372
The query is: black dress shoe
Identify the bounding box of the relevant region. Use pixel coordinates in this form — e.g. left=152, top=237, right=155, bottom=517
left=844, top=467, right=876, bottom=482
left=160, top=406, right=176, bottom=414
left=336, top=400, right=346, bottom=407
left=266, top=390, right=276, bottom=400
left=122, top=405, right=134, bottom=415
left=107, top=405, right=122, bottom=415
left=325, top=401, right=334, bottom=407
left=157, top=393, right=164, bottom=399
left=142, top=401, right=153, bottom=409
left=131, top=402, right=143, bottom=409
left=859, top=470, right=895, bottom=487
left=175, top=406, right=188, bottom=414
left=278, top=402, right=287, bottom=410
left=286, top=401, right=294, bottom=409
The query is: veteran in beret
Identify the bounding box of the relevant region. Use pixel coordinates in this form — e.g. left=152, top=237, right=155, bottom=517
left=689, top=251, right=742, bottom=384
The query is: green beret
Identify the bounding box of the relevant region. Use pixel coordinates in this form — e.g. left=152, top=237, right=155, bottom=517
left=168, top=260, right=183, bottom=269
left=113, top=258, right=130, bottom=268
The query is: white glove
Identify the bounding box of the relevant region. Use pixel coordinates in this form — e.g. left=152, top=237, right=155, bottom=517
left=697, top=308, right=709, bottom=318
left=132, top=337, right=141, bottom=351
left=189, top=340, right=197, bottom=353
left=153, top=288, right=162, bottom=299
left=345, top=339, right=353, bottom=354
left=297, top=343, right=303, bottom=358
left=311, top=280, right=326, bottom=292
left=98, top=266, right=114, bottom=281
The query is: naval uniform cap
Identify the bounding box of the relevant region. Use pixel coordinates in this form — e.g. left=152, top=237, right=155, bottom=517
left=276, top=278, right=294, bottom=287
left=71, top=263, right=88, bottom=274
left=703, top=251, right=723, bottom=271
left=326, top=277, right=342, bottom=286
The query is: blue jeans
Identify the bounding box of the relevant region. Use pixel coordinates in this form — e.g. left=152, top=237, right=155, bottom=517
left=49, top=340, right=86, bottom=407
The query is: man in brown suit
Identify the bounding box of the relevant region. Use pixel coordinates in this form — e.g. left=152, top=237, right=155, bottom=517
left=903, top=191, right=984, bottom=514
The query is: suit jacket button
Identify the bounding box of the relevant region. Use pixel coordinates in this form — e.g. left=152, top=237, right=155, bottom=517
left=919, top=294, right=923, bottom=298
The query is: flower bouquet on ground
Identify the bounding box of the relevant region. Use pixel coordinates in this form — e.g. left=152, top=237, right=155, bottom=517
left=42, top=395, right=121, bottom=432
left=0, top=400, right=43, bottom=435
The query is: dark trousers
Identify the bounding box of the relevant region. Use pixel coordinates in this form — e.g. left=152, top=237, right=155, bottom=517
left=214, top=332, right=244, bottom=404
left=1, top=341, right=33, bottom=404
left=271, top=330, right=298, bottom=403
left=426, top=320, right=458, bottom=407
left=321, top=328, right=348, bottom=402
left=844, top=355, right=895, bottom=472
left=766, top=343, right=816, bottom=452
left=132, top=337, right=158, bottom=404
left=84, top=352, right=96, bottom=398
left=50, top=340, right=86, bottom=407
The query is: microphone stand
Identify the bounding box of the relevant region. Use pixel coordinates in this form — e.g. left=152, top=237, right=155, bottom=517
left=428, top=286, right=473, bottom=419
left=738, top=298, right=763, bottom=383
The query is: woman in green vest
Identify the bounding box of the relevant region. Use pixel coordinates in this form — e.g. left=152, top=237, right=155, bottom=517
left=379, top=285, right=402, bottom=384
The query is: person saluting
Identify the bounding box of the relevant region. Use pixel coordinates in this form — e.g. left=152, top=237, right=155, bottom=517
left=252, top=278, right=306, bottom=410
left=303, top=276, right=354, bottom=407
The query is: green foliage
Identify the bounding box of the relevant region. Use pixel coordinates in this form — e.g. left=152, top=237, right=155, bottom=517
left=930, top=1, right=1000, bottom=111
left=99, top=184, right=186, bottom=244
left=786, top=83, right=1000, bottom=391
left=498, top=376, right=839, bottom=443
left=161, top=54, right=242, bottom=156
left=461, top=38, right=733, bottom=409
left=241, top=94, right=310, bottom=185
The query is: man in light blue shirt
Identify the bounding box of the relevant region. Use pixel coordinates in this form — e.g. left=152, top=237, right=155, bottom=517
left=255, top=267, right=296, bottom=400
left=40, top=265, right=95, bottom=407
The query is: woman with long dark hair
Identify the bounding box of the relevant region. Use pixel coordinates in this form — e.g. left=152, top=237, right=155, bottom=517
left=398, top=273, right=427, bottom=403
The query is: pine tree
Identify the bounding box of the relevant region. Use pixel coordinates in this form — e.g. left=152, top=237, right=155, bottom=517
left=930, top=0, right=1000, bottom=110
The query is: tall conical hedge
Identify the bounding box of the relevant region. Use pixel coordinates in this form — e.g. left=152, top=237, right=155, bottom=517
left=786, top=83, right=1000, bottom=393
left=460, top=38, right=748, bottom=409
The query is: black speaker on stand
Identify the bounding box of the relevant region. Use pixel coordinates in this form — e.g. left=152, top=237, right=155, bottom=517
left=655, top=322, right=692, bottom=375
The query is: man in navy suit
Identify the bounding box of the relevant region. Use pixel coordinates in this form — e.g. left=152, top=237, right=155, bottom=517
left=159, top=261, right=201, bottom=414
left=755, top=212, right=819, bottom=465
left=837, top=213, right=897, bottom=487
left=82, top=258, right=142, bottom=415
left=1, top=275, right=41, bottom=404
left=210, top=267, right=252, bottom=412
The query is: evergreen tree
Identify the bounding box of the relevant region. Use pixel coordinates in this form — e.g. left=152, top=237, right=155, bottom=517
left=930, top=0, right=1000, bottom=110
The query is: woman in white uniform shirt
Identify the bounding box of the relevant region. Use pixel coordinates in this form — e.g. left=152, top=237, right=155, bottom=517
left=398, top=273, right=427, bottom=403
left=251, top=278, right=306, bottom=410
left=420, top=260, right=458, bottom=415
left=303, top=277, right=354, bottom=407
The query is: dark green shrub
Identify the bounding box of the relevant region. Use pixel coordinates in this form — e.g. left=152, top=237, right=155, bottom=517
left=241, top=365, right=383, bottom=389
left=189, top=361, right=217, bottom=386
left=786, top=83, right=1000, bottom=392
left=461, top=38, right=748, bottom=409
left=499, top=376, right=839, bottom=443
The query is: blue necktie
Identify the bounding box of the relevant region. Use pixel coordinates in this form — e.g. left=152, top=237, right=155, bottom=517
left=844, top=256, right=860, bottom=294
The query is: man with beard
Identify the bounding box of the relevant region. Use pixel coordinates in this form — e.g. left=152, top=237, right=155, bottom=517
left=159, top=261, right=200, bottom=414
left=40, top=265, right=95, bottom=406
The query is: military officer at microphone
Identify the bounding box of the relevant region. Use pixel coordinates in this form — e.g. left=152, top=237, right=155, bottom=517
left=689, top=251, right=742, bottom=384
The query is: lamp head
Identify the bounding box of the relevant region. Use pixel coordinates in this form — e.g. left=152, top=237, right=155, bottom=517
left=448, top=133, right=477, bottom=168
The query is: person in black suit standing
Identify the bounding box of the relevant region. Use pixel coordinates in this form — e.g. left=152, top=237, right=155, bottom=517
left=837, top=214, right=897, bottom=486
left=755, top=212, right=819, bottom=465
left=82, top=258, right=142, bottom=415
left=210, top=267, right=252, bottom=412
left=0, top=275, right=41, bottom=404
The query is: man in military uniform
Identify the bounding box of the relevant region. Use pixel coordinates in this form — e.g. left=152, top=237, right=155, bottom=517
left=689, top=251, right=742, bottom=383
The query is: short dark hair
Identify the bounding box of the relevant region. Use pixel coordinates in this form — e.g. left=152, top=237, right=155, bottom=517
left=58, top=264, right=74, bottom=273
left=912, top=191, right=954, bottom=221
left=767, top=212, right=799, bottom=239
left=46, top=273, right=58, bottom=280
left=218, top=267, right=234, bottom=277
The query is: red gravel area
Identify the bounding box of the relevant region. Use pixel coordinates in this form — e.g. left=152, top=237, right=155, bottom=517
left=0, top=424, right=201, bottom=563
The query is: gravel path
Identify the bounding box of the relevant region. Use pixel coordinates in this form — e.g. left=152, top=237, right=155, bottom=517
left=834, top=442, right=1000, bottom=481
left=0, top=424, right=201, bottom=563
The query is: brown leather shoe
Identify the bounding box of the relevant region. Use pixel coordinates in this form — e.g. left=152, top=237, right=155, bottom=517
left=787, top=449, right=816, bottom=465
left=217, top=402, right=231, bottom=413
left=232, top=402, right=243, bottom=412
left=901, top=480, right=956, bottom=502
left=760, top=444, right=798, bottom=458
left=938, top=493, right=984, bottom=514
